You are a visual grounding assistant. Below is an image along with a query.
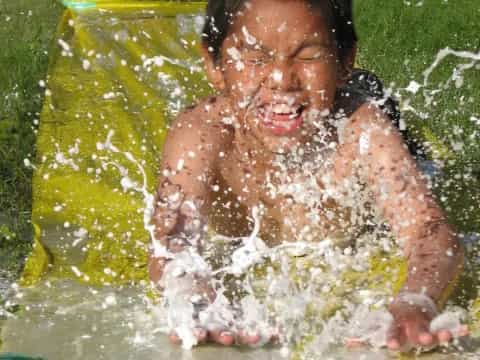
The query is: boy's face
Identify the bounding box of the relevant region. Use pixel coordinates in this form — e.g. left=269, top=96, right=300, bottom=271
left=205, top=0, right=342, bottom=154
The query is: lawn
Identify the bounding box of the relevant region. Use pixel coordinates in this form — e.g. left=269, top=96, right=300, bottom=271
left=0, top=0, right=479, bottom=279
left=355, top=0, right=480, bottom=233
left=0, top=0, right=63, bottom=276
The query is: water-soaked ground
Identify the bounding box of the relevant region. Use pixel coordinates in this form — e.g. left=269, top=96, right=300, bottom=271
left=1, top=278, right=479, bottom=360
left=1, top=280, right=284, bottom=360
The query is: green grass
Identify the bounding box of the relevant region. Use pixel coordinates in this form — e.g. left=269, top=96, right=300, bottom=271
left=0, top=0, right=478, bottom=278
left=355, top=0, right=480, bottom=232
left=0, top=0, right=63, bottom=276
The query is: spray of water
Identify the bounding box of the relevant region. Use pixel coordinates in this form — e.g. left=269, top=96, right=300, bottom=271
left=91, top=46, right=478, bottom=347
left=4, top=46, right=476, bottom=358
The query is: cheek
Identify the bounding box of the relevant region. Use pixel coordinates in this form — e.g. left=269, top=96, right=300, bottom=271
left=301, top=64, right=337, bottom=102
left=224, top=63, right=266, bottom=97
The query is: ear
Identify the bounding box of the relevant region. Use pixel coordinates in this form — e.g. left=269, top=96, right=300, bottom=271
left=200, top=44, right=226, bottom=91
left=336, top=45, right=357, bottom=87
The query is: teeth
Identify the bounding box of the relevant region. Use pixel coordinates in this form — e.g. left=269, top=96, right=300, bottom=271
left=270, top=103, right=299, bottom=114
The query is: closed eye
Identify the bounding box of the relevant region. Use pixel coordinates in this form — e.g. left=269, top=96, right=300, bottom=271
left=242, top=49, right=273, bottom=65
left=296, top=46, right=331, bottom=62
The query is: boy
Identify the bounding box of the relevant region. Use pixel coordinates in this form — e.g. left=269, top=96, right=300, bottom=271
left=149, top=0, right=466, bottom=350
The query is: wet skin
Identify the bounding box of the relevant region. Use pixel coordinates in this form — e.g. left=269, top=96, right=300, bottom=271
left=150, top=0, right=467, bottom=350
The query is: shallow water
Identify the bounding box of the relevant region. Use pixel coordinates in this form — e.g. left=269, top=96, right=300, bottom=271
left=1, top=278, right=479, bottom=360
left=1, top=280, right=282, bottom=360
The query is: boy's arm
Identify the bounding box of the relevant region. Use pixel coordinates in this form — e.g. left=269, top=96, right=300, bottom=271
left=148, top=103, right=264, bottom=347
left=149, top=103, right=232, bottom=284
left=337, top=102, right=464, bottom=346
left=338, top=102, right=463, bottom=303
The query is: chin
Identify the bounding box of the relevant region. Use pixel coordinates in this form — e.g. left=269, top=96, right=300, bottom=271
left=262, top=133, right=303, bottom=155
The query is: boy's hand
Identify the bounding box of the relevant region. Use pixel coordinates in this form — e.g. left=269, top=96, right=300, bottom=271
left=386, top=299, right=469, bottom=351
left=166, top=275, right=276, bottom=347
left=161, top=252, right=276, bottom=348
left=169, top=327, right=271, bottom=346
left=345, top=296, right=469, bottom=351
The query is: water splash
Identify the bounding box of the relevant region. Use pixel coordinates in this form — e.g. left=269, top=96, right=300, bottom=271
left=397, top=48, right=480, bottom=118
left=5, top=40, right=477, bottom=358
left=83, top=130, right=471, bottom=355
left=96, top=130, right=166, bottom=258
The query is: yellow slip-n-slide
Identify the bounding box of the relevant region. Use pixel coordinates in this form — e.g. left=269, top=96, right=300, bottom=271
left=22, top=0, right=212, bottom=286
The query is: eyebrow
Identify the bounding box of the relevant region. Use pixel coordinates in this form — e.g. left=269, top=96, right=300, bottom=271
left=239, top=38, right=330, bottom=55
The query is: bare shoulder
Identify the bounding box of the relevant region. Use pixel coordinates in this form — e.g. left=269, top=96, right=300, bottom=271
left=161, top=95, right=234, bottom=175
left=338, top=101, right=397, bottom=145
left=333, top=101, right=406, bottom=178
left=167, top=95, right=234, bottom=145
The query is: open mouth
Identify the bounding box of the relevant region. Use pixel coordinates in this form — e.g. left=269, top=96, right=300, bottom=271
left=256, top=103, right=306, bottom=136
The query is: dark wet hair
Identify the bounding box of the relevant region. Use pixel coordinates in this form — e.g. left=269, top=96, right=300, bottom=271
left=202, top=0, right=357, bottom=64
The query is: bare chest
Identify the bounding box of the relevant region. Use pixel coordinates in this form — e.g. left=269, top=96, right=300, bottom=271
left=215, top=149, right=354, bottom=245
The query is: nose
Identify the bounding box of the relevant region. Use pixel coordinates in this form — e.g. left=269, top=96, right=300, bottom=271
left=265, top=57, right=301, bottom=92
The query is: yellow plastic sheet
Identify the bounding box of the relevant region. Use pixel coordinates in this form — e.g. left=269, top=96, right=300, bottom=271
left=23, top=1, right=211, bottom=285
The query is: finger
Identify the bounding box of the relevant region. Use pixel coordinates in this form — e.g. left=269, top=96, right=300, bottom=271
left=436, top=325, right=469, bottom=342
left=436, top=329, right=452, bottom=344
left=417, top=331, right=435, bottom=346
left=169, top=329, right=207, bottom=346
left=405, top=320, right=435, bottom=346
left=169, top=332, right=181, bottom=345
left=194, top=328, right=208, bottom=343
left=236, top=330, right=261, bottom=346
left=387, top=324, right=405, bottom=350
left=209, top=330, right=235, bottom=346
left=387, top=338, right=401, bottom=350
